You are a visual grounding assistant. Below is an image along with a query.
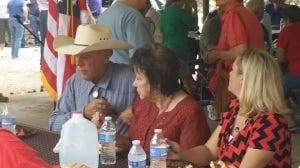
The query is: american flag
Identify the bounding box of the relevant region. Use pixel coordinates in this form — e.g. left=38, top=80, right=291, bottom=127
left=41, top=0, right=80, bottom=101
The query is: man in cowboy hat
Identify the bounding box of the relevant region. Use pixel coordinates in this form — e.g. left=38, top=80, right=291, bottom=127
left=49, top=24, right=137, bottom=135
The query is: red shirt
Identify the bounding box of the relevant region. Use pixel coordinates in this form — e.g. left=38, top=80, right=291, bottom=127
left=208, top=3, right=264, bottom=92
left=217, top=2, right=264, bottom=69
left=218, top=99, right=291, bottom=167
left=128, top=96, right=211, bottom=153
left=277, top=22, right=300, bottom=76
left=0, top=129, right=59, bottom=168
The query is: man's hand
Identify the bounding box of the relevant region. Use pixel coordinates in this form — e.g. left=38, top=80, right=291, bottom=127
left=83, top=98, right=113, bottom=120
left=205, top=50, right=219, bottom=64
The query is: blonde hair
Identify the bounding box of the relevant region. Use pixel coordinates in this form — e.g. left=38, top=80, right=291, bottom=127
left=236, top=49, right=291, bottom=117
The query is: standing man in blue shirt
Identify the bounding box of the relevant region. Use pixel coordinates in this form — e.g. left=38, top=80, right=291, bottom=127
left=49, top=24, right=137, bottom=135
left=7, top=0, right=28, bottom=59
left=98, top=0, right=153, bottom=64
left=26, top=0, right=40, bottom=46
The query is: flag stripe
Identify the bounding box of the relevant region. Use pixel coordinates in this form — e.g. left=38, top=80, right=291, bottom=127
left=41, top=0, right=78, bottom=101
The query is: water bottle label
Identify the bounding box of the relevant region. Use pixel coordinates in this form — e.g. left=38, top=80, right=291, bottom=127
left=150, top=147, right=168, bottom=158
left=100, top=132, right=115, bottom=142
left=1, top=117, right=16, bottom=125
left=128, top=160, right=146, bottom=168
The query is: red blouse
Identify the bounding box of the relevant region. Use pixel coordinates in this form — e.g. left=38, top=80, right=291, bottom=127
left=218, top=99, right=291, bottom=167
left=277, top=22, right=300, bottom=76
left=128, top=96, right=211, bottom=153
left=0, top=129, right=59, bottom=168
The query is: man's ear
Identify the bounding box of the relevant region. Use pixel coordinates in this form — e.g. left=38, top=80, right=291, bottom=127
left=103, top=50, right=112, bottom=62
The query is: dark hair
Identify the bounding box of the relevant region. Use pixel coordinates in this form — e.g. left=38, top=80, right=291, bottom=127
left=282, top=5, right=300, bottom=23
left=131, top=43, right=181, bottom=96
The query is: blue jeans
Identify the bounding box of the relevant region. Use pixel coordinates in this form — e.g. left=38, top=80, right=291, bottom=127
left=8, top=18, right=24, bottom=58
left=283, top=72, right=300, bottom=98
left=29, top=14, right=40, bottom=45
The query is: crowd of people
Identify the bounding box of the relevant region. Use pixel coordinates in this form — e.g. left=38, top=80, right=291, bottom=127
left=0, top=0, right=299, bottom=167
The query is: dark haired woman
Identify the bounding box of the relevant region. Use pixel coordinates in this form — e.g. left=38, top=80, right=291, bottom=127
left=118, top=44, right=210, bottom=153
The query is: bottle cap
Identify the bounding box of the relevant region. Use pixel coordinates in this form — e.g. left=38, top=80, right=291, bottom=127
left=72, top=111, right=82, bottom=115
left=132, top=140, right=140, bottom=145
left=104, top=116, right=112, bottom=121
left=154, top=129, right=162, bottom=133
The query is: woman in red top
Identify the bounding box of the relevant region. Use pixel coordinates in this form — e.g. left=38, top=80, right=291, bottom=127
left=118, top=44, right=210, bottom=153
left=276, top=5, right=300, bottom=128
left=168, top=49, right=291, bottom=167
left=204, top=0, right=264, bottom=120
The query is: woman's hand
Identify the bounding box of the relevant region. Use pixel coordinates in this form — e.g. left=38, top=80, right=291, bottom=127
left=118, top=106, right=134, bottom=125
left=167, top=139, right=183, bottom=160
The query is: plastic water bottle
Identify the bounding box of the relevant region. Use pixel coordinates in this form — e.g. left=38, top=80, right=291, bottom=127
left=100, top=116, right=116, bottom=165
left=1, top=104, right=16, bottom=134
left=1, top=116, right=16, bottom=134
left=128, top=140, right=147, bottom=168
left=150, top=129, right=168, bottom=168
left=59, top=111, right=99, bottom=168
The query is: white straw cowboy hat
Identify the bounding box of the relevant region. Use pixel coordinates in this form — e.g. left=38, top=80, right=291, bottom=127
left=53, top=24, right=132, bottom=55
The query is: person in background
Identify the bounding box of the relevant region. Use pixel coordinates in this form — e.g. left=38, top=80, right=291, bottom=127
left=141, top=0, right=163, bottom=43
left=0, top=0, right=10, bottom=56
left=199, top=9, right=221, bottom=59
left=7, top=0, right=28, bottom=59
left=168, top=49, right=291, bottom=168
left=160, top=0, right=198, bottom=95
left=204, top=0, right=264, bottom=120
left=98, top=0, right=153, bottom=65
left=246, top=0, right=271, bottom=52
left=27, top=0, right=40, bottom=46
left=36, top=0, right=48, bottom=64
left=276, top=5, right=300, bottom=130
left=86, top=0, right=101, bottom=24
left=265, top=0, right=289, bottom=30
left=0, top=93, right=9, bottom=102
left=118, top=44, right=210, bottom=153
left=261, top=11, right=272, bottom=48
left=49, top=24, right=136, bottom=135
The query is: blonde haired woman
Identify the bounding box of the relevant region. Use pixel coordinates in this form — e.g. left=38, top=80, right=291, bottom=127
left=168, top=49, right=291, bottom=167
